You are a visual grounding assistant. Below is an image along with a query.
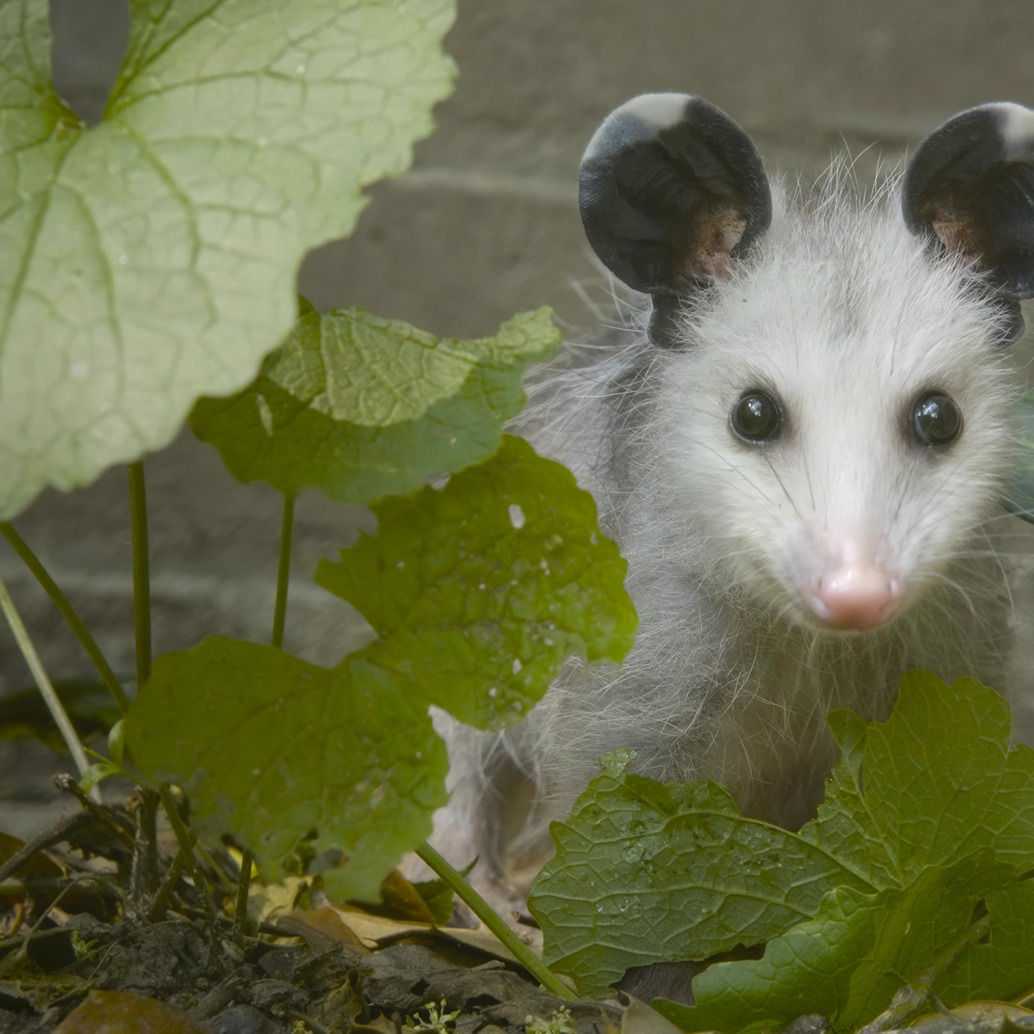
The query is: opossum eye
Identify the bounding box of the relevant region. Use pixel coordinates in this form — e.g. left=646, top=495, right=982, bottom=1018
left=731, top=390, right=783, bottom=443
left=912, top=392, right=963, bottom=447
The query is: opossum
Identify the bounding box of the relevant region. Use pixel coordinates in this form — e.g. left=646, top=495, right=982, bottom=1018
left=432, top=94, right=1034, bottom=958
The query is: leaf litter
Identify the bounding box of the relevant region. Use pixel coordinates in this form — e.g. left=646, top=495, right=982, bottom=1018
left=0, top=784, right=617, bottom=1033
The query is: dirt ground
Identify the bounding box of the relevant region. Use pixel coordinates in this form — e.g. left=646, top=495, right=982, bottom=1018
left=0, top=787, right=619, bottom=1034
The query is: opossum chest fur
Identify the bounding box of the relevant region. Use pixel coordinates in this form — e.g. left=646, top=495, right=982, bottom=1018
left=437, top=94, right=1034, bottom=883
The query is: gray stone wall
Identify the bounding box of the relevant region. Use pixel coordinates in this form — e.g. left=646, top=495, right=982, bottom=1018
left=4, top=1, right=1034, bottom=830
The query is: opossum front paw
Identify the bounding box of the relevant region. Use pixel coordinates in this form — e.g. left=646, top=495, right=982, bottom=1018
left=469, top=873, right=535, bottom=928
left=398, top=850, right=541, bottom=946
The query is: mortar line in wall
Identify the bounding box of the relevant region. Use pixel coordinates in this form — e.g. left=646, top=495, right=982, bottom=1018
left=393, top=166, right=573, bottom=205
left=0, top=562, right=341, bottom=608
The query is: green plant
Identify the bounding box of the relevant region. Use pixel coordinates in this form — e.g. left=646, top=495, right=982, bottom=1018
left=525, top=1006, right=575, bottom=1034
left=530, top=673, right=1034, bottom=1030
left=0, top=0, right=455, bottom=520
left=7, top=6, right=1034, bottom=1031
left=0, top=0, right=633, bottom=1002
left=404, top=998, right=461, bottom=1034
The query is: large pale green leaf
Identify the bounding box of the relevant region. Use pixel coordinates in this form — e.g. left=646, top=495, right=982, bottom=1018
left=122, top=637, right=449, bottom=901
left=0, top=0, right=456, bottom=519
left=316, top=435, right=638, bottom=729
left=189, top=302, right=560, bottom=502
left=530, top=675, right=1034, bottom=1008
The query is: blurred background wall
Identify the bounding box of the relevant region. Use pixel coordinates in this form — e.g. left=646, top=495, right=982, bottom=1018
left=4, top=0, right=1034, bottom=830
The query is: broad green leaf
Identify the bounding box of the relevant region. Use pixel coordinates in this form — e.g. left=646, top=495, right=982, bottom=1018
left=530, top=675, right=1034, bottom=1004
left=122, top=637, right=449, bottom=900
left=802, top=672, right=1034, bottom=886
left=190, top=302, right=560, bottom=502
left=529, top=756, right=872, bottom=998
left=941, top=878, right=1034, bottom=1007
left=658, top=855, right=1034, bottom=1034
left=316, top=435, right=638, bottom=729
left=123, top=438, right=635, bottom=895
left=0, top=0, right=456, bottom=520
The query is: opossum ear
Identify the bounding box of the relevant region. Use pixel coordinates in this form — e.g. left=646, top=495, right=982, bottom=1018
left=580, top=93, right=772, bottom=346
left=903, top=102, right=1034, bottom=337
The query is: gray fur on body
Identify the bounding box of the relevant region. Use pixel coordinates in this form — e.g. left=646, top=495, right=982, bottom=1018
left=433, top=168, right=1020, bottom=886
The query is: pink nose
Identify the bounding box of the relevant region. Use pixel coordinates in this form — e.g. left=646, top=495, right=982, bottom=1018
left=804, top=553, right=904, bottom=631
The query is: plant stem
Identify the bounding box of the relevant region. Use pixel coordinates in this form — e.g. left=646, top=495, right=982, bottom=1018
left=272, top=494, right=295, bottom=649
left=414, top=841, right=575, bottom=1001
left=0, top=574, right=92, bottom=780
left=129, top=788, right=161, bottom=909
left=856, top=912, right=992, bottom=1034
left=148, top=841, right=189, bottom=923
left=128, top=462, right=152, bottom=687
left=0, top=523, right=130, bottom=714
left=232, top=848, right=254, bottom=946
left=158, top=785, right=220, bottom=929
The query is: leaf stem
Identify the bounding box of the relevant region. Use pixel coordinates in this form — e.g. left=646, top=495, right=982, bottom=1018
left=272, top=494, right=295, bottom=649
left=128, top=462, right=152, bottom=687
left=232, top=848, right=254, bottom=946
left=148, top=841, right=189, bottom=923
left=0, top=522, right=130, bottom=714
left=414, top=840, right=575, bottom=1000
left=0, top=574, right=92, bottom=779
left=158, top=785, right=220, bottom=930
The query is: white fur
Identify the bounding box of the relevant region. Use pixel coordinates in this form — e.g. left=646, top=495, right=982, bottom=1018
left=999, top=102, right=1034, bottom=159
left=582, top=92, right=696, bottom=162
left=433, top=162, right=1022, bottom=889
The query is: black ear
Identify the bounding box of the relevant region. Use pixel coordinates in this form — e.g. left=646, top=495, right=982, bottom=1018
left=579, top=94, right=772, bottom=346
left=903, top=102, right=1034, bottom=314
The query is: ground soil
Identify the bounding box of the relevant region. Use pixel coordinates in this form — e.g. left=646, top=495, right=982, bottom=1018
left=0, top=790, right=618, bottom=1034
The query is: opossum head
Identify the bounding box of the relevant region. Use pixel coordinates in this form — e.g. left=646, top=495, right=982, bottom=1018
left=580, top=95, right=1034, bottom=632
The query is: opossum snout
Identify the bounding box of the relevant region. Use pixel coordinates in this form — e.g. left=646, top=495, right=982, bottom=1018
left=802, top=536, right=904, bottom=631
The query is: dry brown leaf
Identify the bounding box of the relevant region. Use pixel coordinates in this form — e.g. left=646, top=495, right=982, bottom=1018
left=909, top=1001, right=1033, bottom=1031
left=248, top=875, right=309, bottom=929
left=274, top=906, right=370, bottom=954
left=379, top=868, right=437, bottom=923
left=621, top=996, right=697, bottom=1034
left=54, top=989, right=208, bottom=1034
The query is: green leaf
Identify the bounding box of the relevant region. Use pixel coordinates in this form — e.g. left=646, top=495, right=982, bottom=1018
left=122, top=436, right=634, bottom=896
left=530, top=675, right=1034, bottom=1007
left=0, top=0, right=456, bottom=520
left=802, top=672, right=1034, bottom=886
left=657, top=855, right=1034, bottom=1034
left=79, top=759, right=126, bottom=794
left=412, top=875, right=457, bottom=926
left=316, top=435, right=637, bottom=729
left=190, top=303, right=561, bottom=502
left=529, top=766, right=872, bottom=998
left=122, top=637, right=449, bottom=900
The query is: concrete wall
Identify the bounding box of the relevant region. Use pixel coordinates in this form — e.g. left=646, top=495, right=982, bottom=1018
left=4, top=0, right=1034, bottom=829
